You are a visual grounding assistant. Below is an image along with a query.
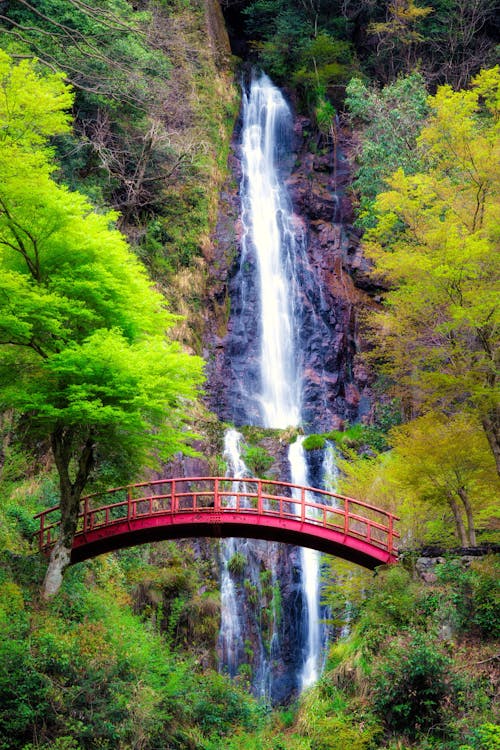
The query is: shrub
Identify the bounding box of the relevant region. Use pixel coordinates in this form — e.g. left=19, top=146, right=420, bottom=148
left=372, top=634, right=455, bottom=739
left=469, top=557, right=500, bottom=638
left=302, top=434, right=326, bottom=451
left=243, top=445, right=275, bottom=476
left=435, top=557, right=500, bottom=638
left=228, top=552, right=247, bottom=576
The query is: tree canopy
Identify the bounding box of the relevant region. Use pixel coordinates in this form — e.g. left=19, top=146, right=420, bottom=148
left=363, top=66, right=500, bottom=475
left=0, top=51, right=205, bottom=595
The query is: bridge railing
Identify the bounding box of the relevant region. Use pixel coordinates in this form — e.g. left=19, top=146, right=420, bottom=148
left=34, top=477, right=399, bottom=556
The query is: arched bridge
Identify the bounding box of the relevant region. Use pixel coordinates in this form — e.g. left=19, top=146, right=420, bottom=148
left=35, top=477, right=399, bottom=569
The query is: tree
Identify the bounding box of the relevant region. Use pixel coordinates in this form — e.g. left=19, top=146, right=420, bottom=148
left=0, top=52, right=204, bottom=597
left=363, top=67, right=500, bottom=472
left=367, top=0, right=434, bottom=81
left=419, top=0, right=499, bottom=89
left=388, top=413, right=499, bottom=546
left=345, top=72, right=429, bottom=227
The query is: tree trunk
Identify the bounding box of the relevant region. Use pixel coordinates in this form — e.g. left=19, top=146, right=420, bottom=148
left=457, top=486, right=477, bottom=546
left=481, top=409, right=500, bottom=477
left=447, top=493, right=468, bottom=546
left=42, top=427, right=94, bottom=599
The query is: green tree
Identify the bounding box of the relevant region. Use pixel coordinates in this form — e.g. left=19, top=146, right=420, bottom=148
left=345, top=72, right=429, bottom=226
left=388, top=413, right=499, bottom=546
left=363, top=67, right=500, bottom=472
left=0, top=52, right=204, bottom=597
left=367, top=0, right=434, bottom=80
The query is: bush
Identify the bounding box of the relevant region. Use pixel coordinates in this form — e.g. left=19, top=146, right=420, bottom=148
left=302, top=434, right=326, bottom=451
left=372, top=634, right=455, bottom=739
left=228, top=552, right=247, bottom=576
left=469, top=557, right=500, bottom=638
left=461, top=723, right=500, bottom=750
left=243, top=445, right=275, bottom=476
left=435, top=557, right=500, bottom=638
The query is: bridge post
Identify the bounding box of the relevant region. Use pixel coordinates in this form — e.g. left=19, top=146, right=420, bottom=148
left=39, top=512, right=45, bottom=551
left=83, top=496, right=89, bottom=532
left=301, top=487, right=305, bottom=522
left=127, top=488, right=133, bottom=520
left=388, top=514, right=393, bottom=554
left=257, top=480, right=263, bottom=515
left=171, top=480, right=176, bottom=513
left=344, top=497, right=349, bottom=535
left=214, top=478, right=220, bottom=512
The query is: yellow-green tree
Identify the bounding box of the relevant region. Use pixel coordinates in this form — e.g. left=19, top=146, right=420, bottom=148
left=0, top=52, right=204, bottom=597
left=334, top=413, right=498, bottom=546
left=364, top=66, right=500, bottom=474
left=388, top=413, right=499, bottom=546
left=368, top=0, right=433, bottom=80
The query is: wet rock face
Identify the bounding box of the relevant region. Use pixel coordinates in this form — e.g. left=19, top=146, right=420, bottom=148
left=206, top=115, right=375, bottom=433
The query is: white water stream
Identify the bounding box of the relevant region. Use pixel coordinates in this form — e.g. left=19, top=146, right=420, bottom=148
left=219, top=429, right=248, bottom=676
left=220, top=72, right=333, bottom=694
left=239, top=73, right=303, bottom=428
left=289, top=436, right=321, bottom=688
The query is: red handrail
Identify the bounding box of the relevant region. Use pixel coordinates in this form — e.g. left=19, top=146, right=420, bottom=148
left=34, top=476, right=399, bottom=559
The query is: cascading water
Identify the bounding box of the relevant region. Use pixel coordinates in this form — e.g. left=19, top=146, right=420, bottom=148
left=289, top=436, right=321, bottom=689
left=239, top=73, right=303, bottom=427
left=218, top=429, right=248, bottom=676
left=218, top=71, right=336, bottom=699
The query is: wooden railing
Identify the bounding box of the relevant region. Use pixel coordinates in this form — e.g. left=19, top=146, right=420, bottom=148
left=34, top=477, right=399, bottom=558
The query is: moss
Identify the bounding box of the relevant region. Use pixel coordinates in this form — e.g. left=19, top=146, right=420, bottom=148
left=302, top=434, right=326, bottom=451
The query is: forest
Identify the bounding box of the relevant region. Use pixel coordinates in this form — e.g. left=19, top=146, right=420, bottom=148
left=0, top=0, right=498, bottom=748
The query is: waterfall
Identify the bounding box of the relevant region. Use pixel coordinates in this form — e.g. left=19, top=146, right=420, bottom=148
left=219, top=71, right=330, bottom=699
left=219, top=428, right=282, bottom=697
left=218, top=429, right=248, bottom=676
left=239, top=73, right=303, bottom=427
left=322, top=441, right=340, bottom=492
left=289, top=436, right=321, bottom=688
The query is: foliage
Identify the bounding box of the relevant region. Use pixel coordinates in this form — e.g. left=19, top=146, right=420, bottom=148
left=330, top=412, right=499, bottom=547
left=243, top=444, right=275, bottom=476
left=297, top=684, right=382, bottom=749
left=372, top=633, right=455, bottom=738
left=388, top=412, right=499, bottom=545
left=0, top=0, right=239, bottom=352
left=0, top=51, right=205, bottom=593
left=367, top=0, right=434, bottom=81
left=319, top=563, right=499, bottom=748
left=0, top=540, right=261, bottom=750
left=302, top=434, right=326, bottom=451
left=435, top=556, right=500, bottom=638
left=345, top=72, right=429, bottom=227
left=0, top=50, right=203, bottom=460
left=363, top=67, right=500, bottom=477
left=228, top=551, right=247, bottom=576
left=240, top=0, right=498, bottom=95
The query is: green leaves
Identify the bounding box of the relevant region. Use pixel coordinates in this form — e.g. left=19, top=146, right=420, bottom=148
left=362, top=67, right=500, bottom=472
left=345, top=72, right=429, bottom=227
left=0, top=52, right=204, bottom=491
left=0, top=50, right=73, bottom=149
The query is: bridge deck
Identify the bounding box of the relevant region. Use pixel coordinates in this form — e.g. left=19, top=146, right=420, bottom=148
left=35, top=477, right=399, bottom=569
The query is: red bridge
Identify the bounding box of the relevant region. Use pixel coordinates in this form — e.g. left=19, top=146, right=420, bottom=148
left=35, top=477, right=399, bottom=569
